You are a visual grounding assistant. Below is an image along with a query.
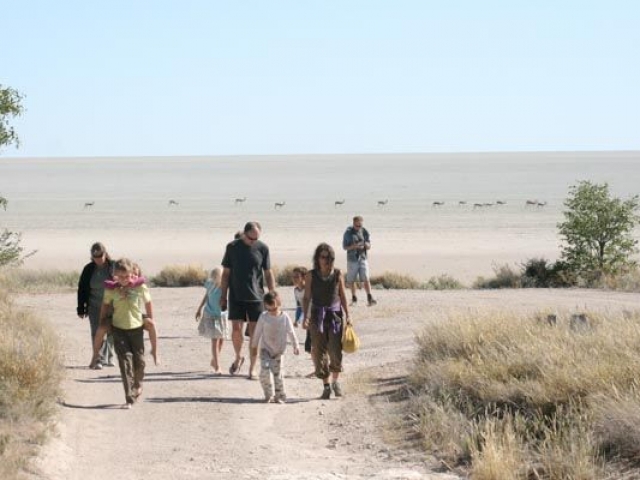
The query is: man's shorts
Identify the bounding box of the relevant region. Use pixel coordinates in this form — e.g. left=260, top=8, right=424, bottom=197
left=228, top=300, right=263, bottom=322
left=346, top=259, right=370, bottom=284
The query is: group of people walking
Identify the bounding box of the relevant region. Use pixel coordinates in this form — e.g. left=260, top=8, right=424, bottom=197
left=76, top=216, right=377, bottom=408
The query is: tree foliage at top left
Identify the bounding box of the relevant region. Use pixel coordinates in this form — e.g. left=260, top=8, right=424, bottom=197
left=0, top=85, right=25, bottom=150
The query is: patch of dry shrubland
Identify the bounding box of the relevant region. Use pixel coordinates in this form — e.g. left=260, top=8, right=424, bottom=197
left=407, top=309, right=640, bottom=478
left=0, top=288, right=63, bottom=479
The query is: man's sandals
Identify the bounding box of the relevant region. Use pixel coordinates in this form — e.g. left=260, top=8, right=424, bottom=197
left=229, top=357, right=245, bottom=375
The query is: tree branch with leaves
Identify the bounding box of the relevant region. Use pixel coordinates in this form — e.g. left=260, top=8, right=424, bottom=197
left=1, top=84, right=26, bottom=266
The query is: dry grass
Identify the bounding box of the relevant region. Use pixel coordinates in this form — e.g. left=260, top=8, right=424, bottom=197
left=370, top=271, right=423, bottom=289
left=406, top=309, right=640, bottom=478
left=273, top=264, right=298, bottom=287
left=370, top=271, right=466, bottom=290
left=0, top=268, right=78, bottom=293
left=150, top=264, right=207, bottom=287
left=592, top=269, right=640, bottom=292
left=0, top=288, right=63, bottom=479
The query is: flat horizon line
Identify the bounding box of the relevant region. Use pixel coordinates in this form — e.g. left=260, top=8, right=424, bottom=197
left=2, top=149, right=639, bottom=161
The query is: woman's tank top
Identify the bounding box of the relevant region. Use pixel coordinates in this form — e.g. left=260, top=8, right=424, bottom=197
left=310, top=268, right=340, bottom=308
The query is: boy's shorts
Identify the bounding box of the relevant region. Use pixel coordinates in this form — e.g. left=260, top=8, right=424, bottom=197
left=228, top=300, right=263, bottom=322
left=346, top=259, right=370, bottom=284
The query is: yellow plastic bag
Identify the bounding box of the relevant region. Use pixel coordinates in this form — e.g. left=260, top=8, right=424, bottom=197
left=342, top=323, right=360, bottom=353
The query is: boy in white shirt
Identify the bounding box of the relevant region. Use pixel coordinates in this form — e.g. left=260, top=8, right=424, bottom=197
left=251, top=291, right=299, bottom=403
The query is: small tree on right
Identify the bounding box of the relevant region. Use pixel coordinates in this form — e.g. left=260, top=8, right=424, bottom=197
left=558, top=181, right=640, bottom=282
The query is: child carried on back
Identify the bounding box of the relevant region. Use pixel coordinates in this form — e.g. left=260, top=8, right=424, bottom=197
left=90, top=262, right=159, bottom=368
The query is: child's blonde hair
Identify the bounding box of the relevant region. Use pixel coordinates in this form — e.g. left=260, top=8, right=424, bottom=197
left=209, top=266, right=223, bottom=287
left=132, top=262, right=142, bottom=276
left=114, top=258, right=134, bottom=273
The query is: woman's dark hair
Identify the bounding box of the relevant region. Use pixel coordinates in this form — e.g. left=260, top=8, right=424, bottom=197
left=312, top=243, right=335, bottom=271
left=90, top=242, right=111, bottom=262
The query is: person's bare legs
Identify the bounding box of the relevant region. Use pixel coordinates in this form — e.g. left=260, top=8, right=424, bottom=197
left=90, top=324, right=109, bottom=368
left=229, top=320, right=245, bottom=374
left=143, top=319, right=159, bottom=365
left=247, top=321, right=258, bottom=378
left=210, top=338, right=222, bottom=373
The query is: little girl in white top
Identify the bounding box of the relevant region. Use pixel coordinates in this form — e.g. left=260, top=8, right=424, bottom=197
left=251, top=291, right=299, bottom=403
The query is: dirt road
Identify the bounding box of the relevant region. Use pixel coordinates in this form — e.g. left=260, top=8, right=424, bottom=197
left=19, top=287, right=640, bottom=480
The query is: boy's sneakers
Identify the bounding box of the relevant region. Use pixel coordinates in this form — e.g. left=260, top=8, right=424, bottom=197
left=331, top=381, right=343, bottom=397
left=321, top=384, right=331, bottom=400
left=274, top=394, right=287, bottom=404
left=350, top=296, right=358, bottom=306
left=367, top=294, right=377, bottom=306
left=265, top=395, right=275, bottom=403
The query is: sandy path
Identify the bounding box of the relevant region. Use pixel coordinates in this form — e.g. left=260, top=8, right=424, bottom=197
left=19, top=288, right=640, bottom=480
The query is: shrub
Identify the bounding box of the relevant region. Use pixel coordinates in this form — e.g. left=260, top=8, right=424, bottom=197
left=473, top=264, right=521, bottom=289
left=370, top=271, right=422, bottom=289
left=406, top=309, right=640, bottom=477
left=273, top=264, right=298, bottom=287
left=0, top=268, right=78, bottom=293
left=597, top=268, right=640, bottom=292
left=0, top=288, right=63, bottom=478
left=150, top=264, right=207, bottom=287
left=425, top=274, right=465, bottom=290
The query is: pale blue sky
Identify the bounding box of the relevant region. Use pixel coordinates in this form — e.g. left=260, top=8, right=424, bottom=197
left=2, top=1, right=639, bottom=157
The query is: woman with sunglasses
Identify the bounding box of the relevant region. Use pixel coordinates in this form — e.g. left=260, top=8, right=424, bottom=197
left=302, top=243, right=351, bottom=399
left=77, top=242, right=116, bottom=369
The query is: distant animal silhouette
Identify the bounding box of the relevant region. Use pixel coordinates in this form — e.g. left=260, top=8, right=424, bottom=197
left=483, top=203, right=494, bottom=207
left=496, top=200, right=507, bottom=205
left=536, top=201, right=547, bottom=207
left=377, top=199, right=388, bottom=207
left=168, top=199, right=179, bottom=206
left=458, top=201, right=467, bottom=206
left=432, top=201, right=444, bottom=207
left=0, top=197, right=7, bottom=211
left=84, top=202, right=95, bottom=209
left=274, top=201, right=286, bottom=210
left=525, top=199, right=538, bottom=207
left=473, top=203, right=484, bottom=208
left=334, top=199, right=345, bottom=207
left=235, top=197, right=247, bottom=205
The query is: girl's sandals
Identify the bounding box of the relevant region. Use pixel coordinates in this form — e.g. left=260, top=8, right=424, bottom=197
left=229, top=356, right=245, bottom=375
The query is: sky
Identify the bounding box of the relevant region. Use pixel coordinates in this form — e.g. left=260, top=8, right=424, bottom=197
left=1, top=1, right=639, bottom=157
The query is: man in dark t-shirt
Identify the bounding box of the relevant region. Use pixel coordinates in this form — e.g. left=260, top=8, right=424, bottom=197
left=220, top=221, right=275, bottom=379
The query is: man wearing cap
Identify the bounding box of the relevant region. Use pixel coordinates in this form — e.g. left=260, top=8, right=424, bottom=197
left=77, top=242, right=116, bottom=369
